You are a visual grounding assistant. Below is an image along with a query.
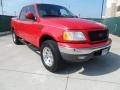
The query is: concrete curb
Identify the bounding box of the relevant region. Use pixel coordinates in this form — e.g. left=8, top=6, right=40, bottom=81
left=0, top=31, right=11, bottom=37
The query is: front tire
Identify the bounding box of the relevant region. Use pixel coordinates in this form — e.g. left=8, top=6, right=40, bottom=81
left=12, top=31, right=22, bottom=45
left=41, top=40, right=63, bottom=72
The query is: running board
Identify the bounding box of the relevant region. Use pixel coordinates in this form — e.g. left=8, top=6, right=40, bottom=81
left=19, top=39, right=40, bottom=54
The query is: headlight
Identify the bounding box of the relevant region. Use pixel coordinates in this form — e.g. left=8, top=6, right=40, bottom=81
left=63, top=31, right=86, bottom=41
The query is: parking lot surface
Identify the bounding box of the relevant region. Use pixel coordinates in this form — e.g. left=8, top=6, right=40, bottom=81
left=0, top=34, right=120, bottom=90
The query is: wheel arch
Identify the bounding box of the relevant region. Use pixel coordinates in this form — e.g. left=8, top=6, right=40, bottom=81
left=39, top=34, right=57, bottom=47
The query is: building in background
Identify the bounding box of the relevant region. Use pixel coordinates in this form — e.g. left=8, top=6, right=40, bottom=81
left=106, top=0, right=120, bottom=18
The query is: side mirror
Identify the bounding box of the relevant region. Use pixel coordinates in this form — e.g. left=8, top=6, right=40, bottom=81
left=25, top=12, right=35, bottom=20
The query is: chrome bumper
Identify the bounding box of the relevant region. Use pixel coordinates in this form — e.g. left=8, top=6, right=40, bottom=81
left=59, top=41, right=112, bottom=55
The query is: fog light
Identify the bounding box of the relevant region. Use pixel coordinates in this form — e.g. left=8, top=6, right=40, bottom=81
left=78, top=56, right=86, bottom=59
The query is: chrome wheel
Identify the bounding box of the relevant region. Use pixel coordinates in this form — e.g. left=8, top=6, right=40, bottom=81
left=42, top=47, right=54, bottom=67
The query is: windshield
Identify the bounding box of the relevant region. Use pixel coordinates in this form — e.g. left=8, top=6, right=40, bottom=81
left=37, top=4, right=76, bottom=18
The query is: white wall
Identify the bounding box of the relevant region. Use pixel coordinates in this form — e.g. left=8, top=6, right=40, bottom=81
left=117, top=0, right=120, bottom=6
left=116, top=0, right=120, bottom=16
left=106, top=0, right=117, bottom=8
left=105, top=0, right=120, bottom=17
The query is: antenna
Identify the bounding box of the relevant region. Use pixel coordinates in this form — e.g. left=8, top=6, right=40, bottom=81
left=101, top=0, right=104, bottom=18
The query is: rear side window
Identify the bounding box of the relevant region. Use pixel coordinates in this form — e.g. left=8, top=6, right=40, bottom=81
left=19, top=5, right=36, bottom=21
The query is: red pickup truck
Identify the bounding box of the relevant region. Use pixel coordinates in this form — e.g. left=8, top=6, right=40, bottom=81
left=11, top=4, right=112, bottom=72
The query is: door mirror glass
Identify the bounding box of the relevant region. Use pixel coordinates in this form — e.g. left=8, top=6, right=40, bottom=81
left=25, top=12, right=35, bottom=20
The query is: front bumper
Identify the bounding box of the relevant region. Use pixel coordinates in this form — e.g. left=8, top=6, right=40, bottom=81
left=58, top=39, right=112, bottom=62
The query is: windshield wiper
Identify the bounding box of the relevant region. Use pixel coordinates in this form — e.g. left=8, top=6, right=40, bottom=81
left=42, top=15, right=61, bottom=17
left=70, top=16, right=78, bottom=18
left=42, top=15, right=78, bottom=18
left=61, top=15, right=78, bottom=18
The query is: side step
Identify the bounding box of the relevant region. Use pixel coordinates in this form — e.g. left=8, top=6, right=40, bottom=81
left=19, top=39, right=40, bottom=54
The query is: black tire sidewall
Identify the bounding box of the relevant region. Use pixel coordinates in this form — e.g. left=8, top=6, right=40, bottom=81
left=41, top=40, right=62, bottom=72
left=12, top=31, right=22, bottom=45
left=12, top=31, right=17, bottom=43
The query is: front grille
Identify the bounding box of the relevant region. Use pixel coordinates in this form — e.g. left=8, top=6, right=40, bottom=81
left=88, top=30, right=108, bottom=42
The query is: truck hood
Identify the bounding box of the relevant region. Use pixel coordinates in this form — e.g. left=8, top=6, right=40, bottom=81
left=41, top=18, right=106, bottom=30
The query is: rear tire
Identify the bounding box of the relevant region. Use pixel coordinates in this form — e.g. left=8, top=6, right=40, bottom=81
left=41, top=40, right=63, bottom=72
left=12, top=31, right=22, bottom=45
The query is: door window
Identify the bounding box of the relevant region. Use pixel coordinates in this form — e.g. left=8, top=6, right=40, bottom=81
left=19, top=7, right=27, bottom=20
left=19, top=5, right=36, bottom=21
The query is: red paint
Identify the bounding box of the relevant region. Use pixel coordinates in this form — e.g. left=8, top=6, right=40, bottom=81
left=11, top=4, right=111, bottom=48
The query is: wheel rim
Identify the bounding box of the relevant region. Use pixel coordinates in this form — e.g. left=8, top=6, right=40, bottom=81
left=12, top=32, right=16, bottom=42
left=42, top=47, right=54, bottom=67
